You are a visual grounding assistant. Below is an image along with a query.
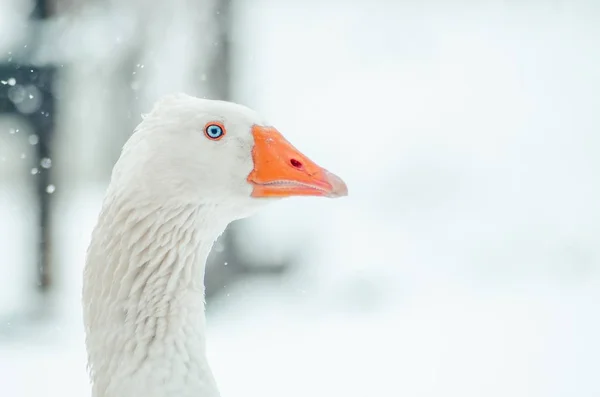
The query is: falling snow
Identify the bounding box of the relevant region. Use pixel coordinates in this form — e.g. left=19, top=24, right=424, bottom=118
left=40, top=158, right=52, bottom=169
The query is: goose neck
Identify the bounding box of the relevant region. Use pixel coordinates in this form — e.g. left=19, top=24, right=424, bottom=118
left=83, top=200, right=225, bottom=397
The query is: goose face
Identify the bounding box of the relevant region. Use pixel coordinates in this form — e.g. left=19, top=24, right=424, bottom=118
left=124, top=94, right=347, bottom=213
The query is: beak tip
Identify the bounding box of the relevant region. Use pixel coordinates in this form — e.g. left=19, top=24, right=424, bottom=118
left=324, top=170, right=348, bottom=198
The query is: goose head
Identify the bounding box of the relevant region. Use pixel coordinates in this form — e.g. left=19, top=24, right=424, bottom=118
left=84, top=94, right=347, bottom=397
left=112, top=93, right=347, bottom=221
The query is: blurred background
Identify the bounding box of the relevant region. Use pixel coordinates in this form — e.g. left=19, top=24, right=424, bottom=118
left=0, top=0, right=599, bottom=396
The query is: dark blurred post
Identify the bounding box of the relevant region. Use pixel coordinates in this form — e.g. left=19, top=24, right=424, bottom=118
left=30, top=0, right=54, bottom=292
left=0, top=0, right=56, bottom=293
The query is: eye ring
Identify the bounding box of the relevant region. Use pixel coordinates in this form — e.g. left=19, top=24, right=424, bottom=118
left=204, top=122, right=226, bottom=140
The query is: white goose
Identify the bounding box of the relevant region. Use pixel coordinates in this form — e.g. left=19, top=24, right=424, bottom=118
left=82, top=93, right=347, bottom=397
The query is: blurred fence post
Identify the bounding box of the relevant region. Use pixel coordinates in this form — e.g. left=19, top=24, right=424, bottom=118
left=0, top=65, right=56, bottom=292
left=0, top=0, right=57, bottom=295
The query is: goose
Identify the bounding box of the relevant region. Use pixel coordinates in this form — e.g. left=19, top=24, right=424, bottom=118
left=82, top=93, right=347, bottom=397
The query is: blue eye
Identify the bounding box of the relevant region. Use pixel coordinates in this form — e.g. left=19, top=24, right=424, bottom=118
left=204, top=123, right=225, bottom=140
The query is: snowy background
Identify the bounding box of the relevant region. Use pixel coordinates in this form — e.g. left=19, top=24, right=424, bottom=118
left=1, top=0, right=600, bottom=396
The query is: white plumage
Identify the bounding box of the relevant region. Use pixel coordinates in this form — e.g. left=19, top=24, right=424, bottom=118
left=82, top=94, right=347, bottom=397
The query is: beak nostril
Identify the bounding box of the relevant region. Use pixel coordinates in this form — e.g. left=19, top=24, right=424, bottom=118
left=290, top=158, right=303, bottom=169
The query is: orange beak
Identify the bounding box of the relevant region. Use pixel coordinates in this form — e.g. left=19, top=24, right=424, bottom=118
left=247, top=125, right=348, bottom=198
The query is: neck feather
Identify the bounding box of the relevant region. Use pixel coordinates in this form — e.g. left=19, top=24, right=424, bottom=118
left=83, top=196, right=225, bottom=397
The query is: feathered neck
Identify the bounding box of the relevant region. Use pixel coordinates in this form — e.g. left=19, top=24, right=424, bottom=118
left=83, top=195, right=226, bottom=397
